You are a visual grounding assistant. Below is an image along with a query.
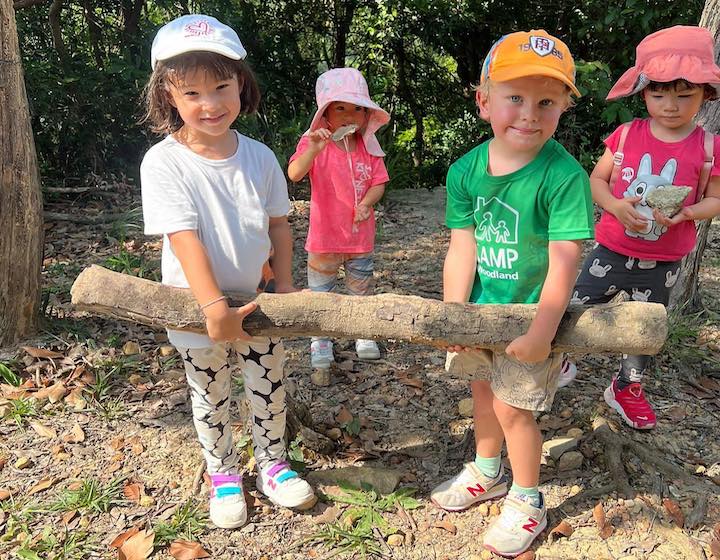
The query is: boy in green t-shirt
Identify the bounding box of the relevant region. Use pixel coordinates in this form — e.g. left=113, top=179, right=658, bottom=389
left=431, top=30, right=594, bottom=557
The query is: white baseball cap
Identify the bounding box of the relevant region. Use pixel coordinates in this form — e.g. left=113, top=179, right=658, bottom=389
left=151, top=14, right=247, bottom=69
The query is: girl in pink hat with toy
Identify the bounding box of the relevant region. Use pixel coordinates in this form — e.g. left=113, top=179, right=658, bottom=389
left=288, top=68, right=390, bottom=369
left=561, top=26, right=720, bottom=430
left=140, top=14, right=316, bottom=530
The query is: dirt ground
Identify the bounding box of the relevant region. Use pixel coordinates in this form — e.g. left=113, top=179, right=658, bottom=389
left=1, top=184, right=720, bottom=560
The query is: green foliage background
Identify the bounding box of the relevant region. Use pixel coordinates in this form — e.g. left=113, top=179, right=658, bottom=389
left=17, top=0, right=704, bottom=190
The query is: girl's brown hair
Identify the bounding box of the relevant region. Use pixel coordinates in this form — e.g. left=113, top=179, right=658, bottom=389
left=142, top=51, right=261, bottom=135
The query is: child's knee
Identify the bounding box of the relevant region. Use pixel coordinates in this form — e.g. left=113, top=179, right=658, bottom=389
left=493, top=398, right=534, bottom=427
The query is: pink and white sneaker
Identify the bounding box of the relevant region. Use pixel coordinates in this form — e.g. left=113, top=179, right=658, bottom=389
left=256, top=460, right=317, bottom=510
left=557, top=357, right=577, bottom=388
left=209, top=473, right=247, bottom=529
left=604, top=377, right=656, bottom=429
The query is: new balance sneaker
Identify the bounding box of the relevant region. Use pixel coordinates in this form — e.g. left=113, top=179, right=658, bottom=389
left=604, top=377, right=656, bottom=429
left=484, top=493, right=547, bottom=558
left=355, top=339, right=380, bottom=360
left=209, top=473, right=247, bottom=529
left=310, top=339, right=334, bottom=369
left=256, top=460, right=317, bottom=510
left=430, top=462, right=508, bottom=511
left=557, top=357, right=577, bottom=388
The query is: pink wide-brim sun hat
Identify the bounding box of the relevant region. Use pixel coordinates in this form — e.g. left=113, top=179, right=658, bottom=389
left=307, top=67, right=390, bottom=157
left=606, top=25, right=720, bottom=100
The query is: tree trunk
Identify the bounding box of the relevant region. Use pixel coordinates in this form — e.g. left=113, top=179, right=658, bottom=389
left=332, top=0, right=357, bottom=68
left=670, top=1, right=720, bottom=310
left=0, top=0, right=44, bottom=347
left=70, top=266, right=668, bottom=355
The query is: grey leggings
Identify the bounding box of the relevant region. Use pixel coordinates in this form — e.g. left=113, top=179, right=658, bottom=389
left=573, top=244, right=680, bottom=385
left=177, top=337, right=287, bottom=474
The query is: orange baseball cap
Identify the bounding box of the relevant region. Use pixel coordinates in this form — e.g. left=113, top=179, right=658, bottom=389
left=480, top=30, right=580, bottom=96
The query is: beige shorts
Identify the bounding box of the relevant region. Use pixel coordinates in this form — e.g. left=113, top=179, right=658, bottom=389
left=445, top=350, right=563, bottom=412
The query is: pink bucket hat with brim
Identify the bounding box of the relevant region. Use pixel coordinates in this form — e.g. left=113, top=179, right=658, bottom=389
left=606, top=25, right=720, bottom=100
left=307, top=67, right=390, bottom=157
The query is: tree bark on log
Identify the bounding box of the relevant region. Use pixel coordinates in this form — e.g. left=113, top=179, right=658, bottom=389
left=71, top=266, right=668, bottom=355
left=0, top=0, right=44, bottom=347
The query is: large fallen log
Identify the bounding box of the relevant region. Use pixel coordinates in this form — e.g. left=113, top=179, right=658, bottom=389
left=70, top=265, right=667, bottom=355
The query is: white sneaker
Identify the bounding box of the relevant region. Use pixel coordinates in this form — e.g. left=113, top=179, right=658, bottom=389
left=430, top=462, right=508, bottom=511
left=557, top=357, right=577, bottom=388
left=209, top=473, right=247, bottom=529
left=484, top=493, right=547, bottom=557
left=256, top=460, right=317, bottom=510
left=355, top=339, right=380, bottom=360
left=310, top=339, right=334, bottom=369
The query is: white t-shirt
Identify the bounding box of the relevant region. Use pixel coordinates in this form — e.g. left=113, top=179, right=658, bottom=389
left=141, top=131, right=290, bottom=348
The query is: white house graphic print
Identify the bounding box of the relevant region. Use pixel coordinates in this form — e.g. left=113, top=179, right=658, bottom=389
left=474, top=196, right=520, bottom=280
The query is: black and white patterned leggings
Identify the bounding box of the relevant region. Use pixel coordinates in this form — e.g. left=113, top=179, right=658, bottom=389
left=573, top=244, right=680, bottom=386
left=177, top=337, right=287, bottom=474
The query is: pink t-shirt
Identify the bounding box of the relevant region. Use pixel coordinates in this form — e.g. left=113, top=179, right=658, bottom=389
left=290, top=135, right=389, bottom=253
left=596, top=118, right=720, bottom=261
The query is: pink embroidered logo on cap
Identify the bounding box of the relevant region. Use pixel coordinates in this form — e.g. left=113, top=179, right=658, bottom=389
left=184, top=20, right=214, bottom=37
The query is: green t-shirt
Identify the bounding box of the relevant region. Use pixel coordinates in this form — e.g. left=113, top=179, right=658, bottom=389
left=446, top=139, right=594, bottom=304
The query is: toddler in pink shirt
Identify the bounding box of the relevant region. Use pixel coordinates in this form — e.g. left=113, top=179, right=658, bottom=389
left=288, top=68, right=390, bottom=368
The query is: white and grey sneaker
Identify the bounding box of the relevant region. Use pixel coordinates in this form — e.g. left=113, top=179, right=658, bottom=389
left=310, top=339, right=334, bottom=369
left=484, top=492, right=547, bottom=557
left=430, top=462, right=508, bottom=511
left=355, top=339, right=380, bottom=360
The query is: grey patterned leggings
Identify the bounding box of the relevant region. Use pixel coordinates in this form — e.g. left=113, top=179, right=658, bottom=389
left=573, top=244, right=680, bottom=385
left=177, top=337, right=287, bottom=474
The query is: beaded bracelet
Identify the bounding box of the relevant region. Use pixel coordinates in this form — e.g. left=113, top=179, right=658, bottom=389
left=200, top=295, right=228, bottom=310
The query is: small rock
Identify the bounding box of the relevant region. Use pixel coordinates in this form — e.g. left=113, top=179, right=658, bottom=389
left=122, top=341, right=141, bottom=355
left=458, top=398, right=474, bottom=418
left=14, top=456, right=32, bottom=469
left=489, top=503, right=500, bottom=516
left=310, top=370, right=331, bottom=387
left=566, top=428, right=584, bottom=439
left=558, top=451, right=584, bottom=471
left=139, top=495, right=155, bottom=507
left=325, top=428, right=342, bottom=440
left=159, top=345, right=175, bottom=357
left=478, top=503, right=490, bottom=516
left=559, top=407, right=573, bottom=419
left=307, top=466, right=401, bottom=495
left=128, top=374, right=145, bottom=385
left=481, top=551, right=494, bottom=560
left=646, top=185, right=692, bottom=217
left=542, top=437, right=578, bottom=460
left=396, top=398, right=409, bottom=407
left=387, top=534, right=404, bottom=547
left=570, top=485, right=581, bottom=496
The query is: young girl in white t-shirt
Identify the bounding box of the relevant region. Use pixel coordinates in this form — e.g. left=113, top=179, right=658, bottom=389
left=140, top=14, right=315, bottom=529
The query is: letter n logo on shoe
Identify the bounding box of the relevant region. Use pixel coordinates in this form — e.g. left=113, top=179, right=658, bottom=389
left=466, top=483, right=486, bottom=497
left=522, top=517, right=539, bottom=533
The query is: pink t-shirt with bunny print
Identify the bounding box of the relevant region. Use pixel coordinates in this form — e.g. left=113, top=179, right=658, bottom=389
left=596, top=118, right=720, bottom=261
left=290, top=135, right=389, bottom=253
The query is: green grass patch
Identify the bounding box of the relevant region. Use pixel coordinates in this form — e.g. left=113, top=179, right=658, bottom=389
left=5, top=398, right=38, bottom=425
left=153, top=499, right=207, bottom=546
left=15, top=527, right=95, bottom=560
left=301, top=483, right=420, bottom=558
left=45, top=478, right=124, bottom=514
left=0, top=362, right=22, bottom=386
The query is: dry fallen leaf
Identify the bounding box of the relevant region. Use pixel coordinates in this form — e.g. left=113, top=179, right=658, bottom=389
left=62, top=510, right=78, bottom=526
left=593, top=502, right=614, bottom=539
left=0, top=488, right=13, bottom=500
left=63, top=423, right=86, bottom=443
left=118, top=529, right=154, bottom=560
left=66, top=481, right=83, bottom=491
left=515, top=551, right=536, bottom=560
left=110, top=527, right=140, bottom=548
left=714, top=522, right=720, bottom=540
left=131, top=441, right=145, bottom=456
left=30, top=421, right=57, bottom=439
left=663, top=498, right=685, bottom=528
left=168, top=540, right=211, bottom=560
left=314, top=506, right=340, bottom=525
left=399, top=377, right=424, bottom=389
left=711, top=537, right=720, bottom=559
left=548, top=519, right=574, bottom=543
left=335, top=406, right=353, bottom=425
left=433, top=520, right=457, bottom=534
left=47, top=382, right=68, bottom=403
left=22, top=346, right=63, bottom=359
left=123, top=482, right=145, bottom=503
left=27, top=478, right=57, bottom=496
